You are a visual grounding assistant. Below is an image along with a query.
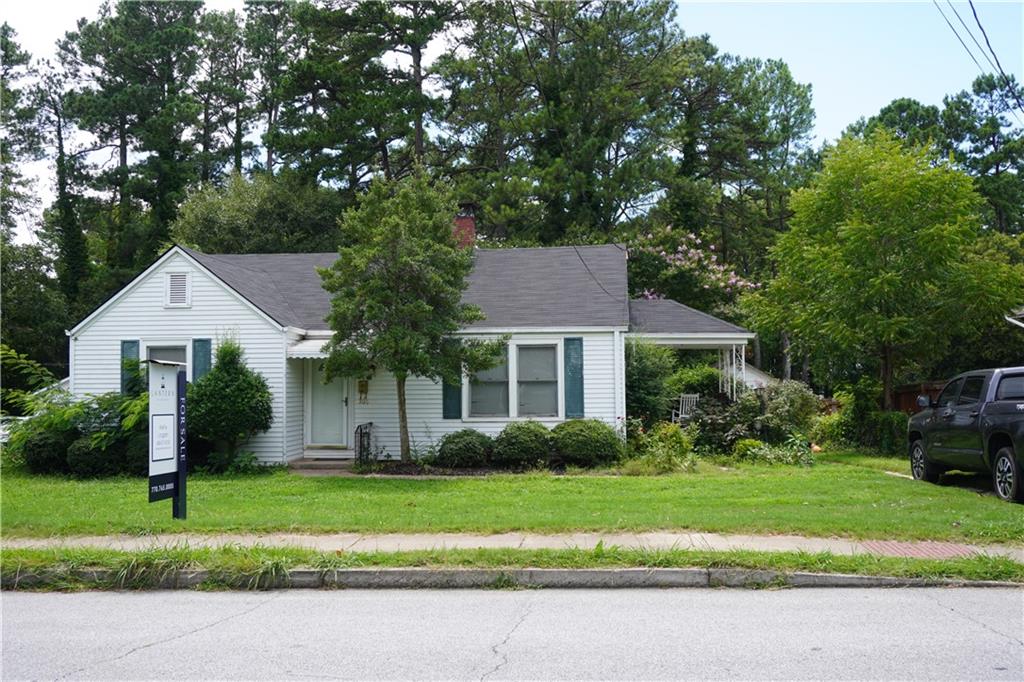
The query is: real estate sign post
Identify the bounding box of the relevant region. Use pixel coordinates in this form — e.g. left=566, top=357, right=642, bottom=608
left=148, top=360, right=187, bottom=519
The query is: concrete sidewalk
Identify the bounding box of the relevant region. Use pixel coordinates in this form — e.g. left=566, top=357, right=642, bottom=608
left=5, top=531, right=1022, bottom=561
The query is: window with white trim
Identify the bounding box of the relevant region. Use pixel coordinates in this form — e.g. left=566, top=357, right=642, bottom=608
left=469, top=348, right=509, bottom=417
left=517, top=345, right=558, bottom=417
left=165, top=272, right=191, bottom=307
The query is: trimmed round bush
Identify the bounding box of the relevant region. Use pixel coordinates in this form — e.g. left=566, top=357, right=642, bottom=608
left=66, top=437, right=118, bottom=478
left=20, top=428, right=76, bottom=475
left=551, top=419, right=624, bottom=467
left=492, top=421, right=551, bottom=469
left=436, top=429, right=492, bottom=469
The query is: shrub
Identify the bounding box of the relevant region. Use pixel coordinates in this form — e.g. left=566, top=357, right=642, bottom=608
left=436, top=429, right=493, bottom=468
left=122, top=430, right=149, bottom=477
left=622, top=421, right=696, bottom=475
left=745, top=439, right=814, bottom=467
left=625, top=340, right=677, bottom=426
left=66, top=437, right=121, bottom=478
left=665, top=365, right=721, bottom=400
left=863, top=410, right=909, bottom=454
left=809, top=411, right=844, bottom=448
left=18, top=427, right=76, bottom=475
left=550, top=419, right=623, bottom=468
left=492, top=421, right=550, bottom=469
left=760, top=381, right=820, bottom=442
left=692, top=393, right=759, bottom=453
left=188, top=339, right=273, bottom=472
left=732, top=438, right=765, bottom=459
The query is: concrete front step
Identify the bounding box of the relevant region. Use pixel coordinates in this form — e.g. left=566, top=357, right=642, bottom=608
left=288, top=458, right=356, bottom=471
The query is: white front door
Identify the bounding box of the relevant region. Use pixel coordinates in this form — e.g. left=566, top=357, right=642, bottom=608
left=309, top=362, right=347, bottom=446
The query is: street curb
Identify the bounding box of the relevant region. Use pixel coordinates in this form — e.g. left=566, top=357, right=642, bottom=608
left=3, top=567, right=1022, bottom=590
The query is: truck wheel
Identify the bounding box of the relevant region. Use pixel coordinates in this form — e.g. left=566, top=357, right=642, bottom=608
left=992, top=447, right=1023, bottom=503
left=910, top=440, right=941, bottom=484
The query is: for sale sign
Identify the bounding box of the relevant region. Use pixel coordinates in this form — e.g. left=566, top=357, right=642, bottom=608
left=148, top=360, right=187, bottom=517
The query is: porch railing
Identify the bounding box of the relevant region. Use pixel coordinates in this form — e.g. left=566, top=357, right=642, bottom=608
left=354, top=422, right=375, bottom=464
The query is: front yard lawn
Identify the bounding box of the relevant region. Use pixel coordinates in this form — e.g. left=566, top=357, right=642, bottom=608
left=3, top=453, right=1021, bottom=543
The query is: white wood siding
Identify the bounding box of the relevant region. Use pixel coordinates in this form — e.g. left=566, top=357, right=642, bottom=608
left=284, top=354, right=305, bottom=460
left=69, top=252, right=289, bottom=463
left=350, top=332, right=619, bottom=458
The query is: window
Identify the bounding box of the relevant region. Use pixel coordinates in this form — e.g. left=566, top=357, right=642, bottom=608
left=957, top=376, right=985, bottom=405
left=470, top=350, right=508, bottom=417
left=148, top=346, right=186, bottom=364
left=165, top=272, right=191, bottom=307
left=936, top=378, right=962, bottom=408
left=996, top=375, right=1024, bottom=401
left=518, top=345, right=558, bottom=417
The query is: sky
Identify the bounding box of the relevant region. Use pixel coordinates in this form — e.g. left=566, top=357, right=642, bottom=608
left=677, top=0, right=1024, bottom=142
left=4, top=0, right=1023, bottom=238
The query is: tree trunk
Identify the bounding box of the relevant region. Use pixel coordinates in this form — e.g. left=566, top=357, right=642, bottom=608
left=880, top=346, right=895, bottom=411
left=412, top=42, right=424, bottom=162
left=395, top=374, right=411, bottom=462
left=800, top=355, right=810, bottom=384
left=201, top=104, right=212, bottom=183
left=752, top=336, right=762, bottom=369
left=265, top=104, right=277, bottom=173
left=233, top=106, right=244, bottom=172
left=780, top=332, right=792, bottom=380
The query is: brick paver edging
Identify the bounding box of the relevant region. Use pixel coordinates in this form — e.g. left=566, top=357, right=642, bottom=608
left=3, top=567, right=1021, bottom=591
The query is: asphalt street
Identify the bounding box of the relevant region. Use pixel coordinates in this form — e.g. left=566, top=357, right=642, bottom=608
left=2, top=588, right=1022, bottom=680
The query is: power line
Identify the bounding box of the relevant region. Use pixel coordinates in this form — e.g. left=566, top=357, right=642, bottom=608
left=945, top=1, right=1000, bottom=74
left=967, top=0, right=1024, bottom=116
left=932, top=0, right=985, bottom=74
left=572, top=245, right=626, bottom=304
left=931, top=0, right=1023, bottom=125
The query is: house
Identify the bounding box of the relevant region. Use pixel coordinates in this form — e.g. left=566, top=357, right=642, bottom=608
left=66, top=239, right=754, bottom=463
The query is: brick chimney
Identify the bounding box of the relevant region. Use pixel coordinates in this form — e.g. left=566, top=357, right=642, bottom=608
left=453, top=202, right=476, bottom=248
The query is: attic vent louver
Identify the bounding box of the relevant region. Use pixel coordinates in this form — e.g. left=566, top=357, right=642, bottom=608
left=165, top=272, right=191, bottom=307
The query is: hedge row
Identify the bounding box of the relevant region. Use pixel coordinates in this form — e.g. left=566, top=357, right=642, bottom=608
left=434, top=419, right=623, bottom=470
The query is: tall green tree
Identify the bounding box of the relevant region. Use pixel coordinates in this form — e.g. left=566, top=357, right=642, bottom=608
left=0, top=23, right=41, bottom=236
left=62, top=1, right=203, bottom=271
left=0, top=237, right=68, bottom=380
left=244, top=0, right=297, bottom=173
left=438, top=0, right=679, bottom=242
left=194, top=9, right=254, bottom=181
left=273, top=0, right=404, bottom=190
left=34, top=62, right=90, bottom=309
left=172, top=171, right=346, bottom=253
left=319, top=170, right=503, bottom=461
left=943, top=74, right=1024, bottom=235
left=751, top=132, right=1024, bottom=408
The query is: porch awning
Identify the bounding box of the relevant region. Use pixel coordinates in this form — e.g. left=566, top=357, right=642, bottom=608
left=287, top=338, right=330, bottom=359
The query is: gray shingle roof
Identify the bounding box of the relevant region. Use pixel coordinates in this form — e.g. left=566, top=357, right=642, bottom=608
left=628, top=298, right=750, bottom=335
left=182, top=244, right=630, bottom=331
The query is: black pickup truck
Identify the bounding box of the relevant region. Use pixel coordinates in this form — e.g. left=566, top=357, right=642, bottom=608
left=908, top=367, right=1024, bottom=503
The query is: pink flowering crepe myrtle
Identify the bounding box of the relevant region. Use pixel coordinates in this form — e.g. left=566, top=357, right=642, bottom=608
left=631, top=226, right=760, bottom=298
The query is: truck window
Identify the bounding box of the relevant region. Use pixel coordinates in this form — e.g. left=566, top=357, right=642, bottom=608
left=957, top=376, right=985, bottom=405
left=936, top=378, right=963, bottom=408
left=996, top=375, right=1024, bottom=401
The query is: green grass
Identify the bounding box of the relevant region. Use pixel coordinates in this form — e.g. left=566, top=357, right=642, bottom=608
left=2, top=546, right=1021, bottom=590
left=817, top=451, right=911, bottom=475
left=3, top=453, right=1022, bottom=543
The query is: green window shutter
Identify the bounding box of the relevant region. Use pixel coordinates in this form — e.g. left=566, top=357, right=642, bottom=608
left=120, top=340, right=139, bottom=394
left=192, top=339, right=212, bottom=381
left=564, top=337, right=584, bottom=418
left=442, top=379, right=462, bottom=419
